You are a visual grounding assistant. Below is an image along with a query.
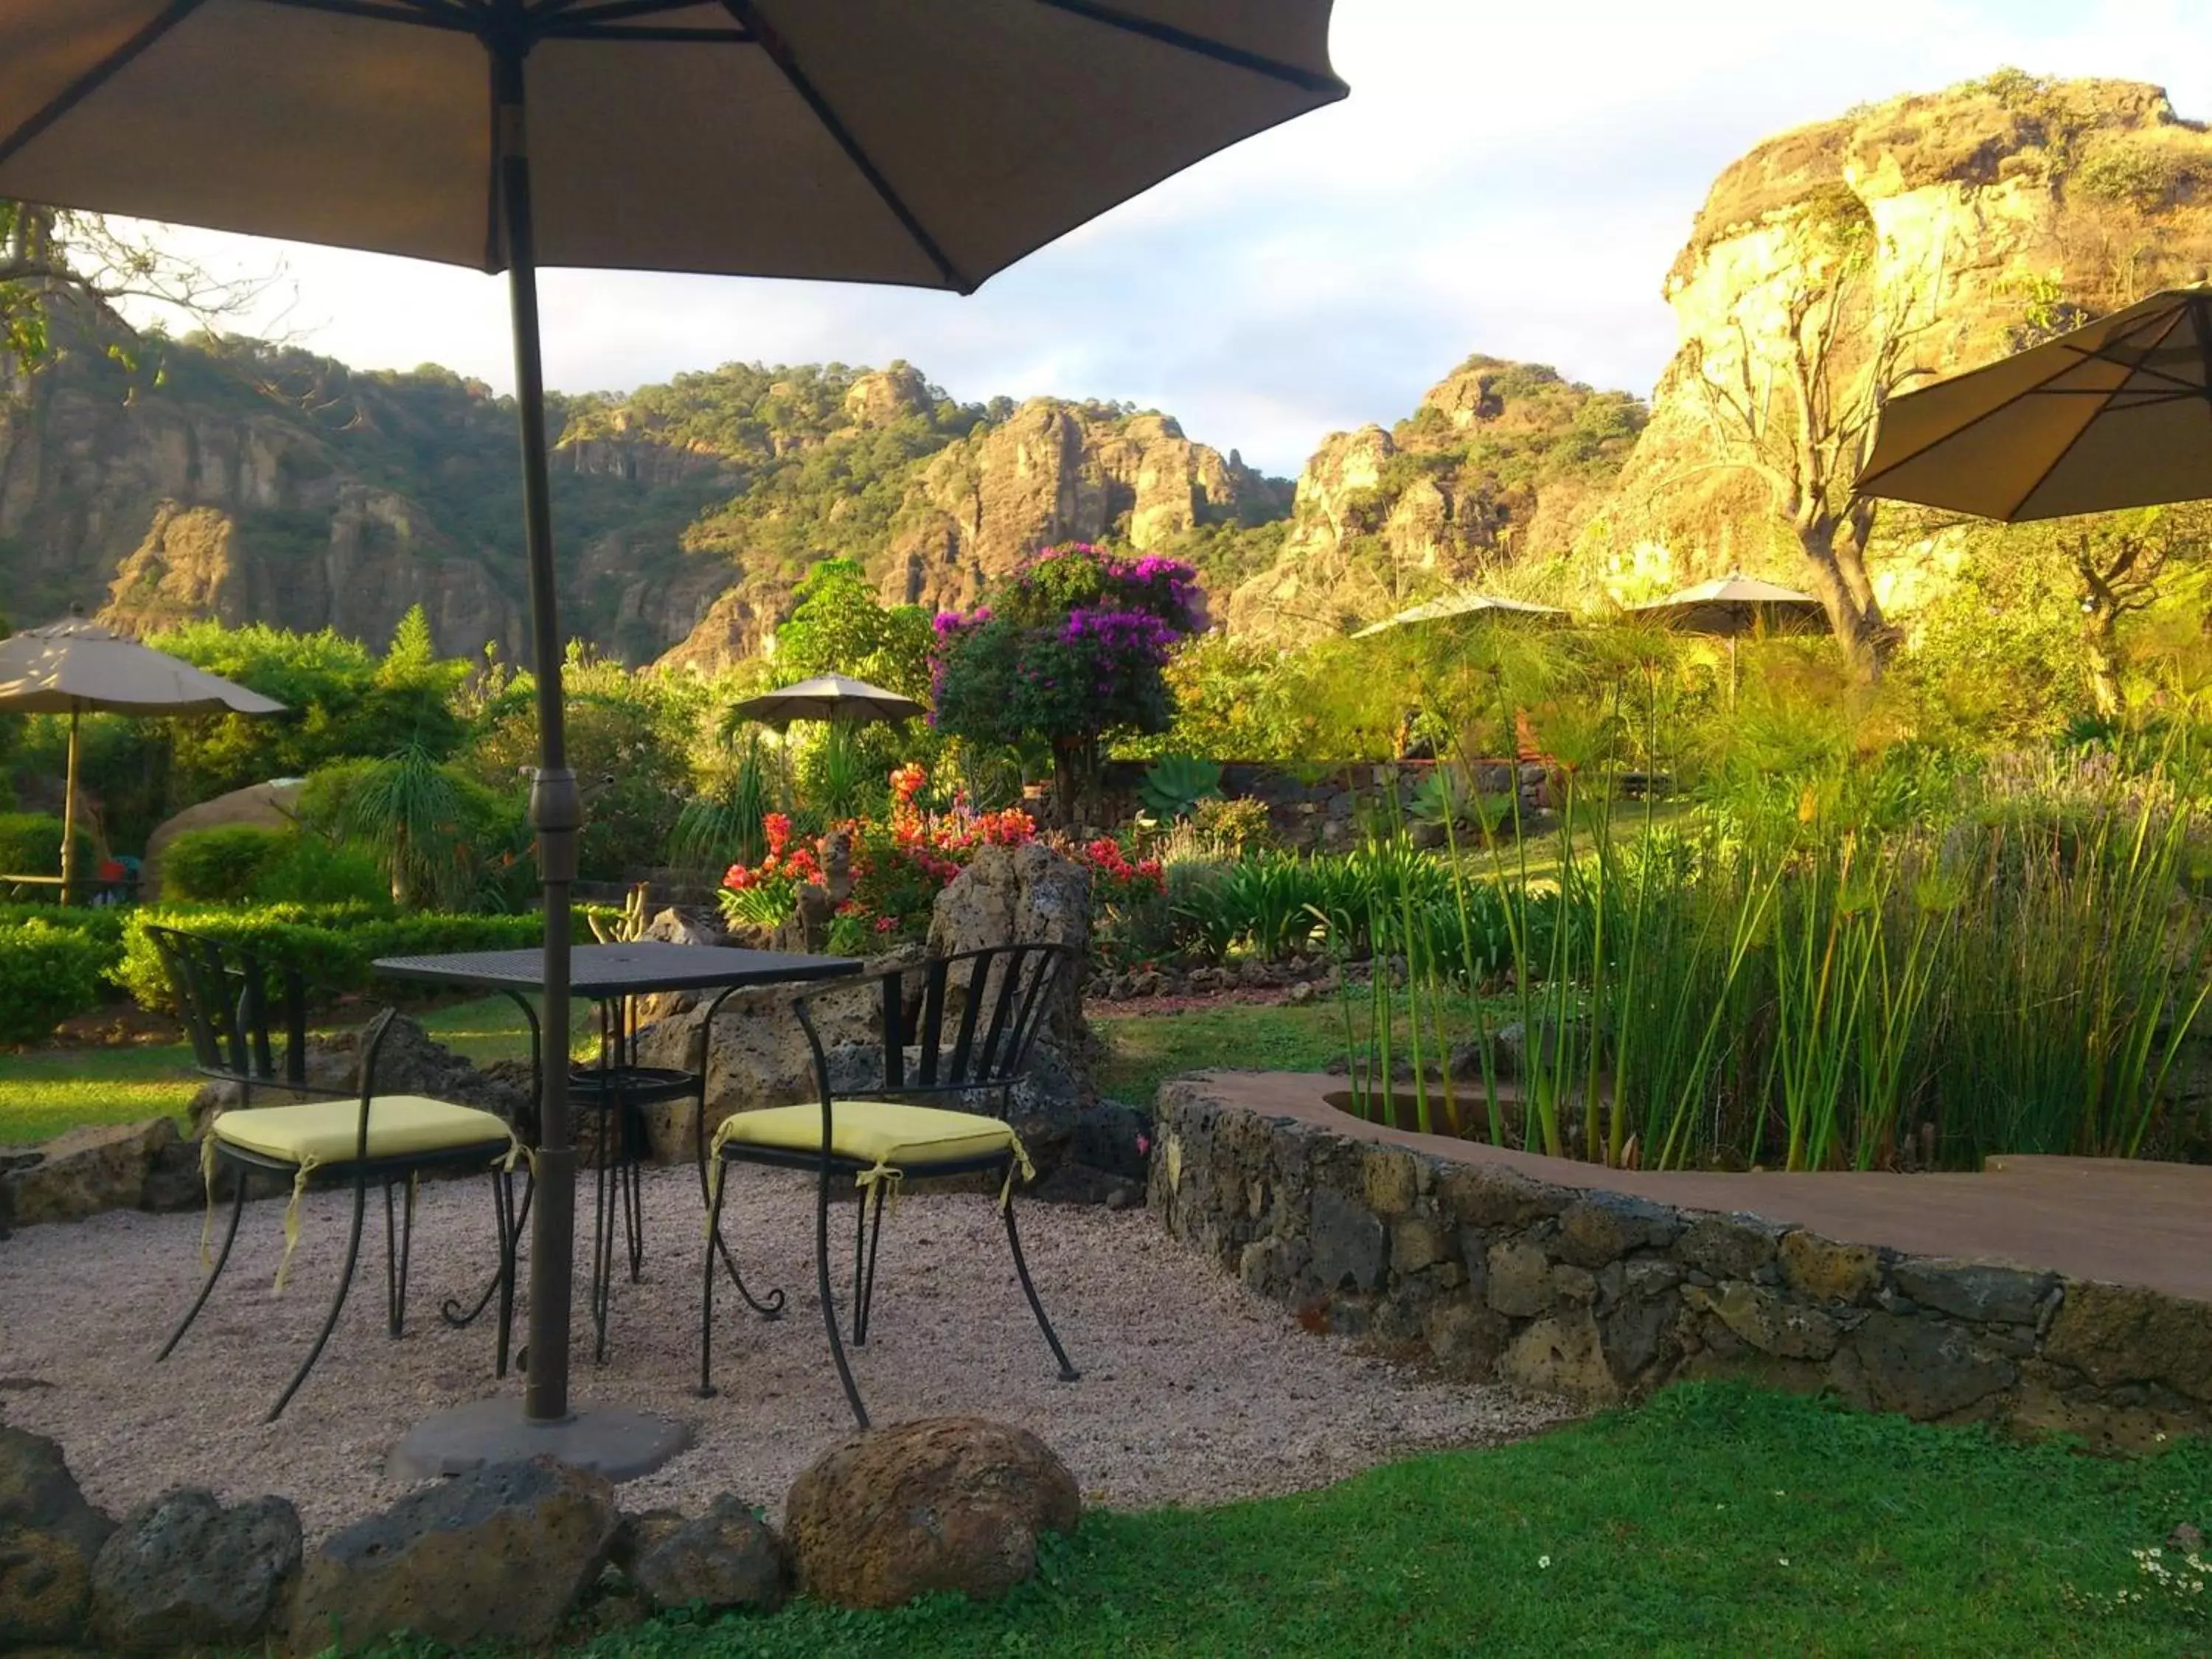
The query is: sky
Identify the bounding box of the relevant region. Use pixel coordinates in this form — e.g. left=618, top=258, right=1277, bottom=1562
left=141, top=0, right=2212, bottom=479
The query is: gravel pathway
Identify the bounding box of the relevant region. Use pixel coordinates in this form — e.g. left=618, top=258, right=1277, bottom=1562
left=0, top=1166, right=1571, bottom=1537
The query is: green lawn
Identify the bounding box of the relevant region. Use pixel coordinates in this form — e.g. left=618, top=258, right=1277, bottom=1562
left=547, top=1384, right=2210, bottom=1658
left=1092, top=998, right=1349, bottom=1105
left=0, top=996, right=594, bottom=1144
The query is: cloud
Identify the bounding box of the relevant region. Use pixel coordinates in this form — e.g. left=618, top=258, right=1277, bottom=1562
left=128, top=1, right=2212, bottom=476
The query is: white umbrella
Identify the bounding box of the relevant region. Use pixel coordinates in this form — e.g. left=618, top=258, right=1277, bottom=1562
left=0, top=612, right=285, bottom=902
left=727, top=673, right=925, bottom=727
left=1351, top=591, right=1568, bottom=639
left=1628, top=577, right=1827, bottom=700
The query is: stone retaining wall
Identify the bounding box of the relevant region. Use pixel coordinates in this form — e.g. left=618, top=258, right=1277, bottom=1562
left=1150, top=1079, right=2212, bottom=1451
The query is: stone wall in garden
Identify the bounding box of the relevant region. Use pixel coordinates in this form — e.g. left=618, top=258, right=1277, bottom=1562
left=1150, top=1079, right=2212, bottom=1452
left=1097, top=759, right=1545, bottom=849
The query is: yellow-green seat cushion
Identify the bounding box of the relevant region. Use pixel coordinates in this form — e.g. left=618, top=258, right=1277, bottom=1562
left=212, top=1096, right=513, bottom=1167
left=712, top=1099, right=1018, bottom=1171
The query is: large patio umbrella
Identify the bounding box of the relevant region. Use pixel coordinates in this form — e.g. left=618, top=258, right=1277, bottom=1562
left=1350, top=590, right=1568, bottom=639
left=727, top=672, right=925, bottom=728
left=0, top=612, right=285, bottom=904
left=1628, top=576, right=1826, bottom=700
left=0, top=1, right=1346, bottom=1470
left=1857, top=288, right=2212, bottom=521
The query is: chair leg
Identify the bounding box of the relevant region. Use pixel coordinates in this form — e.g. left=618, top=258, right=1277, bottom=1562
left=492, top=1168, right=517, bottom=1378
left=382, top=1176, right=417, bottom=1339
left=443, top=1166, right=531, bottom=1332
left=698, top=1156, right=728, bottom=1399
left=818, top=1159, right=869, bottom=1430
left=1001, top=1168, right=1079, bottom=1384
left=622, top=1107, right=646, bottom=1283
left=397, top=1175, right=417, bottom=1335
left=855, top=1180, right=888, bottom=1348
left=268, top=1171, right=369, bottom=1422
left=710, top=1165, right=785, bottom=1318
left=157, top=1161, right=247, bottom=1361
left=591, top=1102, right=616, bottom=1364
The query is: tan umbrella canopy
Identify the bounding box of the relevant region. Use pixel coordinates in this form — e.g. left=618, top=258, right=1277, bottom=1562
left=727, top=673, right=925, bottom=728
left=0, top=612, right=285, bottom=902
left=1627, top=576, right=1827, bottom=638
left=1629, top=577, right=1826, bottom=701
left=1857, top=288, right=2212, bottom=521
left=1351, top=590, right=1568, bottom=639
left=0, top=1, right=1346, bottom=1465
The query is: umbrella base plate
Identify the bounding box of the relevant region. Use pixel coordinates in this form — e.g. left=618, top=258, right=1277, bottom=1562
left=386, top=1397, right=689, bottom=1483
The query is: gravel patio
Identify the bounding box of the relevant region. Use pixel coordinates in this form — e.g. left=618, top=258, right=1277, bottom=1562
left=0, top=1164, right=1571, bottom=1537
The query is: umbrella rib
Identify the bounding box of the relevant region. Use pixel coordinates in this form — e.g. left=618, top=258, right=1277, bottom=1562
left=540, top=0, right=749, bottom=27
left=260, top=0, right=480, bottom=27
left=1857, top=303, right=2188, bottom=495
left=2006, top=305, right=2190, bottom=518
left=717, top=0, right=969, bottom=293
left=0, top=0, right=209, bottom=170
left=1035, top=0, right=1349, bottom=95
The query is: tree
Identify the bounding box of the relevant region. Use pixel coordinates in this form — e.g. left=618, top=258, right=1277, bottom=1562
left=2057, top=508, right=2208, bottom=720
left=1, top=201, right=264, bottom=375
left=772, top=558, right=933, bottom=698
left=1680, top=186, right=1944, bottom=674
left=931, top=543, right=1203, bottom=821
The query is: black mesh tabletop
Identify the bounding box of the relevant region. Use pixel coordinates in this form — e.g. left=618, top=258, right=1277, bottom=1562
left=372, top=942, right=860, bottom=998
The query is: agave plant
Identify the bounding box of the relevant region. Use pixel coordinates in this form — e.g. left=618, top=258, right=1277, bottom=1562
left=1139, top=754, right=1224, bottom=820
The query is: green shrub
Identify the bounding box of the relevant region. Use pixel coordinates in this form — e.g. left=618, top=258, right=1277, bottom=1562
left=0, top=919, right=112, bottom=1044
left=114, top=902, right=587, bottom=1012
left=161, top=825, right=293, bottom=902
left=247, top=837, right=387, bottom=905
left=0, top=812, right=91, bottom=879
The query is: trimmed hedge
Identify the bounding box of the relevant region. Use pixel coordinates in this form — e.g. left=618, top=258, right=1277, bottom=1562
left=113, top=902, right=597, bottom=1012
left=0, top=919, right=112, bottom=1045
left=160, top=824, right=293, bottom=902
left=0, top=812, right=93, bottom=880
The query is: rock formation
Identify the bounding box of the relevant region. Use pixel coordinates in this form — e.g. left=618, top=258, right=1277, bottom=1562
left=1592, top=72, right=2212, bottom=621
left=1225, top=358, right=1644, bottom=639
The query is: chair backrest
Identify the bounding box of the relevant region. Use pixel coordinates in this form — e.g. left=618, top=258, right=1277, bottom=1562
left=793, top=943, right=1076, bottom=1110
left=145, top=925, right=310, bottom=1093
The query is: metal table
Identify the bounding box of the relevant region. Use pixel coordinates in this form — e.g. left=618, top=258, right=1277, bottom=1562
left=372, top=943, right=859, bottom=1363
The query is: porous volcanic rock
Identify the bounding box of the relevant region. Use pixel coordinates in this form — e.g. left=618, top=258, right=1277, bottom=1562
left=286, top=1458, right=619, bottom=1653
left=783, top=1418, right=1080, bottom=1610
left=0, top=1427, right=116, bottom=1649
left=630, top=1495, right=787, bottom=1613
left=90, top=1487, right=301, bottom=1653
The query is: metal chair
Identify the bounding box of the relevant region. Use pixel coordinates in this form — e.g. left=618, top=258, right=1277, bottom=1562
left=147, top=926, right=522, bottom=1420
left=698, top=943, right=1082, bottom=1427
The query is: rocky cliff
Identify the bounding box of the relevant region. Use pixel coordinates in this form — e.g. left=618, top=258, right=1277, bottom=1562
left=1592, top=72, right=2212, bottom=613
left=1220, top=357, right=1644, bottom=639
left=0, top=329, right=1282, bottom=669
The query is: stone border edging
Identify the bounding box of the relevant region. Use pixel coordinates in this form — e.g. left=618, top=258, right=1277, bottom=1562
left=1147, top=1077, right=2212, bottom=1451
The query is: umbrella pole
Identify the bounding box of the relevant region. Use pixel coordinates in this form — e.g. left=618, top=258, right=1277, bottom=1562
left=499, top=49, right=580, bottom=1429
left=60, top=706, right=80, bottom=906
left=389, top=42, right=686, bottom=1484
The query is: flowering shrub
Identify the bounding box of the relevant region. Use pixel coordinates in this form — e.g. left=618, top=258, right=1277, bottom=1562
left=931, top=543, right=1203, bottom=818
left=717, top=812, right=823, bottom=928
left=720, top=762, right=1163, bottom=961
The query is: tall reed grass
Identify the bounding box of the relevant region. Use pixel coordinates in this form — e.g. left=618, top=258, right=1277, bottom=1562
left=1329, top=745, right=2212, bottom=1173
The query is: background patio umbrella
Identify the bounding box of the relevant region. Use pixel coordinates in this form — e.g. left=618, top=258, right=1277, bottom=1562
left=1857, top=288, right=2212, bottom=521
left=1628, top=577, right=1827, bottom=700
left=727, top=673, right=925, bottom=728
left=0, top=611, right=285, bottom=904
left=1350, top=591, right=1568, bottom=639
left=0, top=1, right=1345, bottom=1467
